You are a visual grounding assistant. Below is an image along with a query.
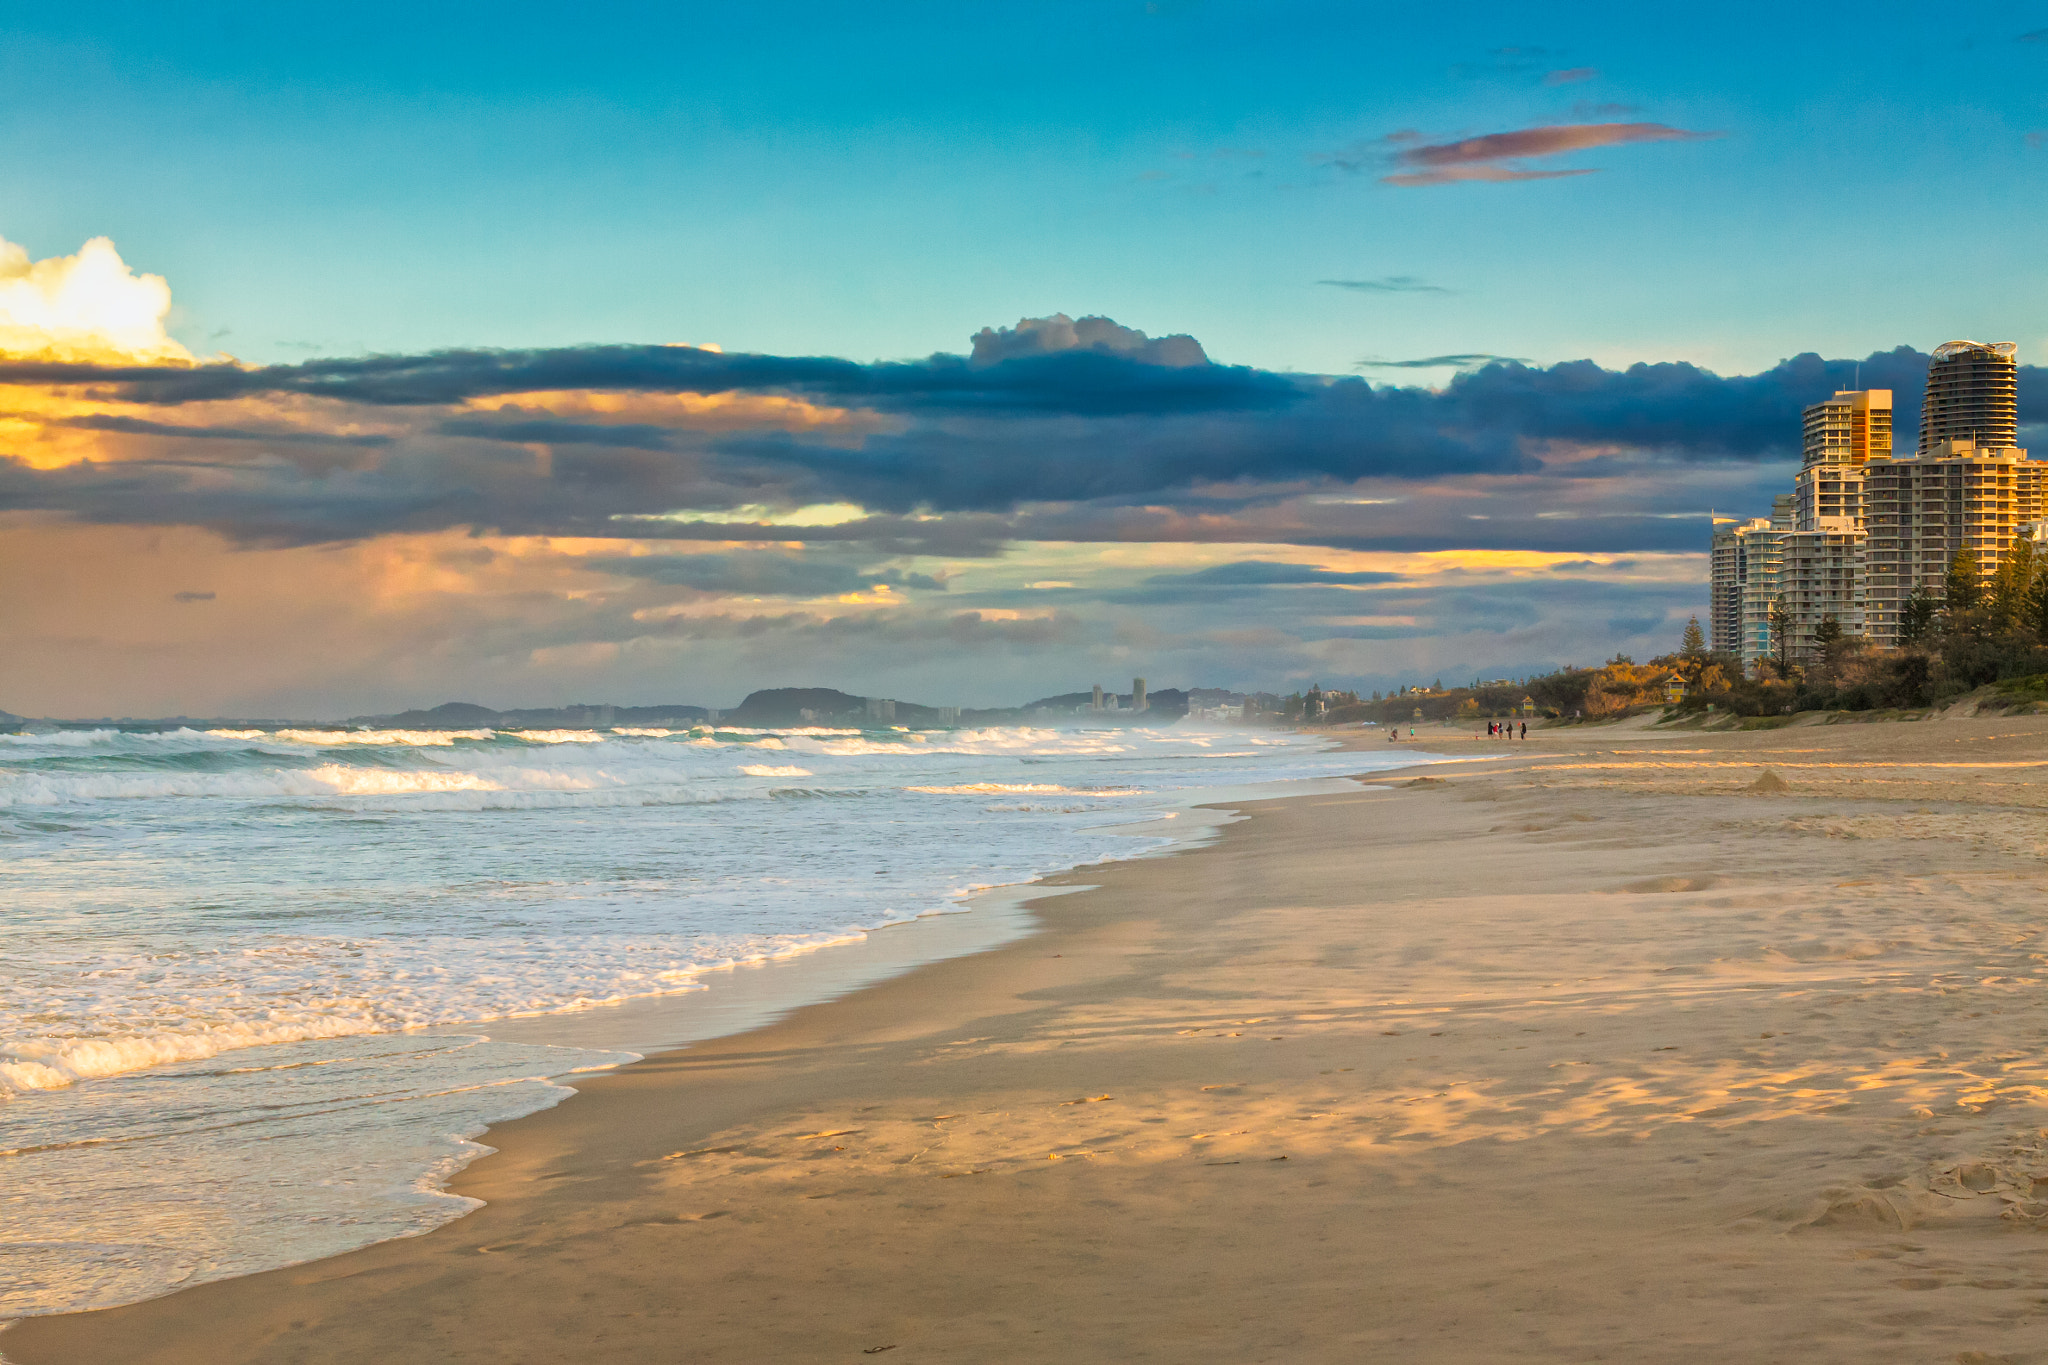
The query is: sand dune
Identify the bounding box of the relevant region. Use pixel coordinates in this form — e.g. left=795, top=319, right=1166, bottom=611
left=10, top=716, right=2048, bottom=1363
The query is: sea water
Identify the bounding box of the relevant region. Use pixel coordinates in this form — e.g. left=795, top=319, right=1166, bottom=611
left=0, top=722, right=1402, bottom=1318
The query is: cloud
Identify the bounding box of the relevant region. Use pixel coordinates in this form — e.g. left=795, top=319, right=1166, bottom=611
left=1107, top=560, right=1407, bottom=604
left=172, top=590, right=215, bottom=602
left=0, top=271, right=1969, bottom=567
left=1381, top=121, right=1719, bottom=187
left=968, top=313, right=1208, bottom=368
left=1543, top=67, right=1599, bottom=84
left=1318, top=276, right=1453, bottom=294
left=56, top=414, right=393, bottom=447
left=584, top=551, right=946, bottom=597
left=1573, top=101, right=1642, bottom=118
left=0, top=236, right=194, bottom=363
left=2019, top=27, right=2048, bottom=41
left=1357, top=354, right=1528, bottom=369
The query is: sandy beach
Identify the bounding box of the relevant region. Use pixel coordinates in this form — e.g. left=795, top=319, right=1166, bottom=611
left=12, top=715, right=2048, bottom=1363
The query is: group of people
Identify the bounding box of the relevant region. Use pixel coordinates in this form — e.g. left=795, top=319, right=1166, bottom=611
left=1385, top=720, right=1530, bottom=742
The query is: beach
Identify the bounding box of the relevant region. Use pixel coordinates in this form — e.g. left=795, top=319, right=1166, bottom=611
left=12, top=715, right=2048, bottom=1363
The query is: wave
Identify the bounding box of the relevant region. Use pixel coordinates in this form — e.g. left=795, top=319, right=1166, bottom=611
left=209, top=728, right=499, bottom=747
left=903, top=782, right=1144, bottom=796
left=0, top=926, right=890, bottom=1099
left=739, top=765, right=813, bottom=777
left=0, top=729, right=123, bottom=747
left=0, top=1013, right=391, bottom=1096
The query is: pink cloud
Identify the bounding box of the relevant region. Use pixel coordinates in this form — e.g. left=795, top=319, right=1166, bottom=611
left=1383, top=165, right=1596, bottom=187
left=1383, top=121, right=1718, bottom=187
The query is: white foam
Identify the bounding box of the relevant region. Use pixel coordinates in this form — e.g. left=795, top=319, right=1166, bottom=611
left=0, top=729, right=121, bottom=747
left=904, top=782, right=1143, bottom=796
left=739, top=765, right=813, bottom=777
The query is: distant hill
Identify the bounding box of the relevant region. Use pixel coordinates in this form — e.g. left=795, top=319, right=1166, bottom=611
left=1016, top=687, right=1190, bottom=719
left=725, top=688, right=866, bottom=725
left=724, top=688, right=954, bottom=726
left=354, top=700, right=710, bottom=728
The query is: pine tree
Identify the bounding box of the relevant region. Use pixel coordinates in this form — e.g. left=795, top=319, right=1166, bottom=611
left=1994, top=536, right=2037, bottom=629
left=1899, top=590, right=1938, bottom=646
left=2026, top=569, right=2048, bottom=646
left=1680, top=615, right=1706, bottom=657
left=1768, top=595, right=1793, bottom=676
left=1945, top=547, right=1983, bottom=614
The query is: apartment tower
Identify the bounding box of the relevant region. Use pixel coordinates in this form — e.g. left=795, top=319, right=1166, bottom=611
left=1865, top=343, right=2040, bottom=645
left=1918, top=340, right=2018, bottom=453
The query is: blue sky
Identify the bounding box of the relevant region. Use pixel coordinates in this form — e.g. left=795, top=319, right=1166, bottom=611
left=4, top=2, right=2048, bottom=716
left=8, top=1, right=2047, bottom=372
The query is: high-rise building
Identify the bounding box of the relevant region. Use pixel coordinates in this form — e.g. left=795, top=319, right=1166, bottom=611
left=1709, top=517, right=1756, bottom=654
left=1715, top=348, right=2044, bottom=661
left=1131, top=677, right=1148, bottom=713
left=1779, top=526, right=1866, bottom=659
left=1091, top=683, right=1104, bottom=711
left=1793, top=388, right=1890, bottom=531
left=1864, top=437, right=2045, bottom=644
left=1919, top=341, right=2018, bottom=454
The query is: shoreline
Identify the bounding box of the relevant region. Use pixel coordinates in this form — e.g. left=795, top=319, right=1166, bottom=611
left=0, top=759, right=1401, bottom=1337
left=21, top=717, right=2048, bottom=1361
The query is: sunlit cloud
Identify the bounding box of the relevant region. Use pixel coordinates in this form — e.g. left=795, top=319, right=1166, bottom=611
left=0, top=236, right=194, bottom=363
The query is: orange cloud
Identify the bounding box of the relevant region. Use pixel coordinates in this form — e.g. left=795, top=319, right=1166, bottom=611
left=465, top=387, right=884, bottom=438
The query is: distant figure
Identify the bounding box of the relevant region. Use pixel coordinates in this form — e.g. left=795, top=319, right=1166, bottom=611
left=1519, top=720, right=1527, bottom=740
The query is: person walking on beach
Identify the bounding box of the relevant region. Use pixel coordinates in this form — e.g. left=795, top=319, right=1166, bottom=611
left=1519, top=720, right=1527, bottom=740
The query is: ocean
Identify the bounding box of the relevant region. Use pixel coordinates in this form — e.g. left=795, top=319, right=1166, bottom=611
left=0, top=720, right=1408, bottom=1319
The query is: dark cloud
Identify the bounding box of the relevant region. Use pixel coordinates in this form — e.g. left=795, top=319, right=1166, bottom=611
left=172, top=590, right=216, bottom=602
left=2019, top=27, right=2048, bottom=41
left=0, top=324, right=1987, bottom=559
left=1318, top=276, right=1452, bottom=294
left=1381, top=121, right=1719, bottom=187
left=55, top=415, right=393, bottom=447
left=2, top=344, right=1271, bottom=418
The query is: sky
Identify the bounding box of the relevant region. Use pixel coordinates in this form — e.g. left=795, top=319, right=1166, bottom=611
left=5, top=1, right=2048, bottom=717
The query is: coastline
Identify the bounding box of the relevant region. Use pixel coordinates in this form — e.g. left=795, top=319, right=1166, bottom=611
left=17, top=717, right=2048, bottom=1360
left=0, top=758, right=1395, bottom=1338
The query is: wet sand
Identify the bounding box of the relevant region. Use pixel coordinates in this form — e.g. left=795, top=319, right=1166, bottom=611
left=12, top=716, right=2048, bottom=1363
